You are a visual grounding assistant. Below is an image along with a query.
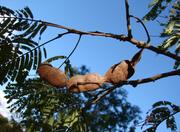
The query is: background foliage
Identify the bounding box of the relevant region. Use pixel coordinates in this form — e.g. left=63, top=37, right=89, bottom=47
left=4, top=65, right=141, bottom=131
left=0, top=114, right=22, bottom=132
left=0, top=6, right=47, bottom=85
left=142, top=0, right=180, bottom=131
left=143, top=0, right=180, bottom=69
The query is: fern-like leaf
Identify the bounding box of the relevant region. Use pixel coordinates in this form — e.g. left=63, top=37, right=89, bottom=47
left=0, top=6, right=47, bottom=85
left=4, top=78, right=82, bottom=131
left=142, top=101, right=180, bottom=131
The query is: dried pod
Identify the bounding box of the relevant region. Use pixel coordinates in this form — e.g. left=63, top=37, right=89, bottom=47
left=104, top=49, right=143, bottom=85
left=104, top=60, right=134, bottom=84
left=67, top=73, right=105, bottom=92
left=130, top=48, right=144, bottom=67
left=37, top=63, right=67, bottom=88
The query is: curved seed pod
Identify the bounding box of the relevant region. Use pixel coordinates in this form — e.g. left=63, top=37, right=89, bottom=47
left=37, top=63, right=67, bottom=88
left=130, top=48, right=144, bottom=67
left=67, top=73, right=105, bottom=92
left=104, top=49, right=143, bottom=85
left=104, top=60, right=134, bottom=84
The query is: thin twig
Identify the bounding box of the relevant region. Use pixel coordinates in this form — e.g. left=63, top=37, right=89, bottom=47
left=1, top=16, right=180, bottom=61
left=90, top=69, right=180, bottom=104
left=58, top=35, right=82, bottom=69
left=125, top=0, right=133, bottom=38
left=0, top=32, right=68, bottom=67
left=124, top=38, right=180, bottom=61
left=33, top=19, right=180, bottom=62
left=130, top=15, right=151, bottom=43
left=92, top=85, right=118, bottom=104
left=44, top=21, right=180, bottom=61
left=128, top=69, right=180, bottom=86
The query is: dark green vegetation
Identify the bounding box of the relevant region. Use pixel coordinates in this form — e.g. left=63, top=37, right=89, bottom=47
left=0, top=114, right=22, bottom=132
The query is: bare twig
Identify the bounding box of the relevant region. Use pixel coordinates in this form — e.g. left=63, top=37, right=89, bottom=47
left=91, top=69, right=180, bottom=104
left=1, top=16, right=180, bottom=61
left=92, top=85, right=117, bottom=104
left=58, top=35, right=82, bottom=69
left=130, top=15, right=151, bottom=43
left=128, top=69, right=180, bottom=86
left=44, top=21, right=180, bottom=61
left=124, top=38, right=180, bottom=61
left=42, top=21, right=180, bottom=62
left=1, top=32, right=68, bottom=68
left=125, top=0, right=133, bottom=38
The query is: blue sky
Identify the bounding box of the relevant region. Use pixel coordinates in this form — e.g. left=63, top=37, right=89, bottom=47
left=0, top=0, right=179, bottom=131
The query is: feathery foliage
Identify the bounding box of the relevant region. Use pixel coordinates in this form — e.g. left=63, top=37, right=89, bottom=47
left=143, top=0, right=180, bottom=69
left=0, top=6, right=47, bottom=85
left=4, top=66, right=141, bottom=131
left=142, top=101, right=180, bottom=131
left=141, top=1, right=180, bottom=131
left=0, top=114, right=22, bottom=132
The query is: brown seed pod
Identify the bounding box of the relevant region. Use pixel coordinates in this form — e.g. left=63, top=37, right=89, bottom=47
left=104, top=49, right=143, bottom=85
left=37, top=63, right=67, bottom=88
left=130, top=48, right=144, bottom=67
left=104, top=60, right=134, bottom=84
left=67, top=73, right=105, bottom=92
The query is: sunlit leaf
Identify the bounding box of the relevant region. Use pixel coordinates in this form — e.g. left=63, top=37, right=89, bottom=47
left=39, top=25, right=47, bottom=35
left=158, top=34, right=179, bottom=52
left=64, top=110, right=79, bottom=127
left=21, top=21, right=38, bottom=38
left=45, top=55, right=66, bottom=63
left=0, top=6, right=15, bottom=15
left=28, top=23, right=44, bottom=39
left=166, top=116, right=177, bottom=131
left=24, top=6, right=33, bottom=19
left=163, top=21, right=175, bottom=35
left=48, top=115, right=54, bottom=126
left=143, top=100, right=180, bottom=131
left=43, top=47, right=47, bottom=58
left=148, top=0, right=160, bottom=7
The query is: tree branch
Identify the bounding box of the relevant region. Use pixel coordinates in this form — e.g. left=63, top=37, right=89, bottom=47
left=125, top=0, right=133, bottom=38
left=44, top=22, right=180, bottom=62
left=58, top=35, right=82, bottom=68
left=130, top=15, right=151, bottom=43
left=128, top=69, right=180, bottom=86
left=91, top=69, right=180, bottom=104
left=124, top=38, right=180, bottom=61
left=1, top=32, right=68, bottom=67
left=2, top=16, right=180, bottom=61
